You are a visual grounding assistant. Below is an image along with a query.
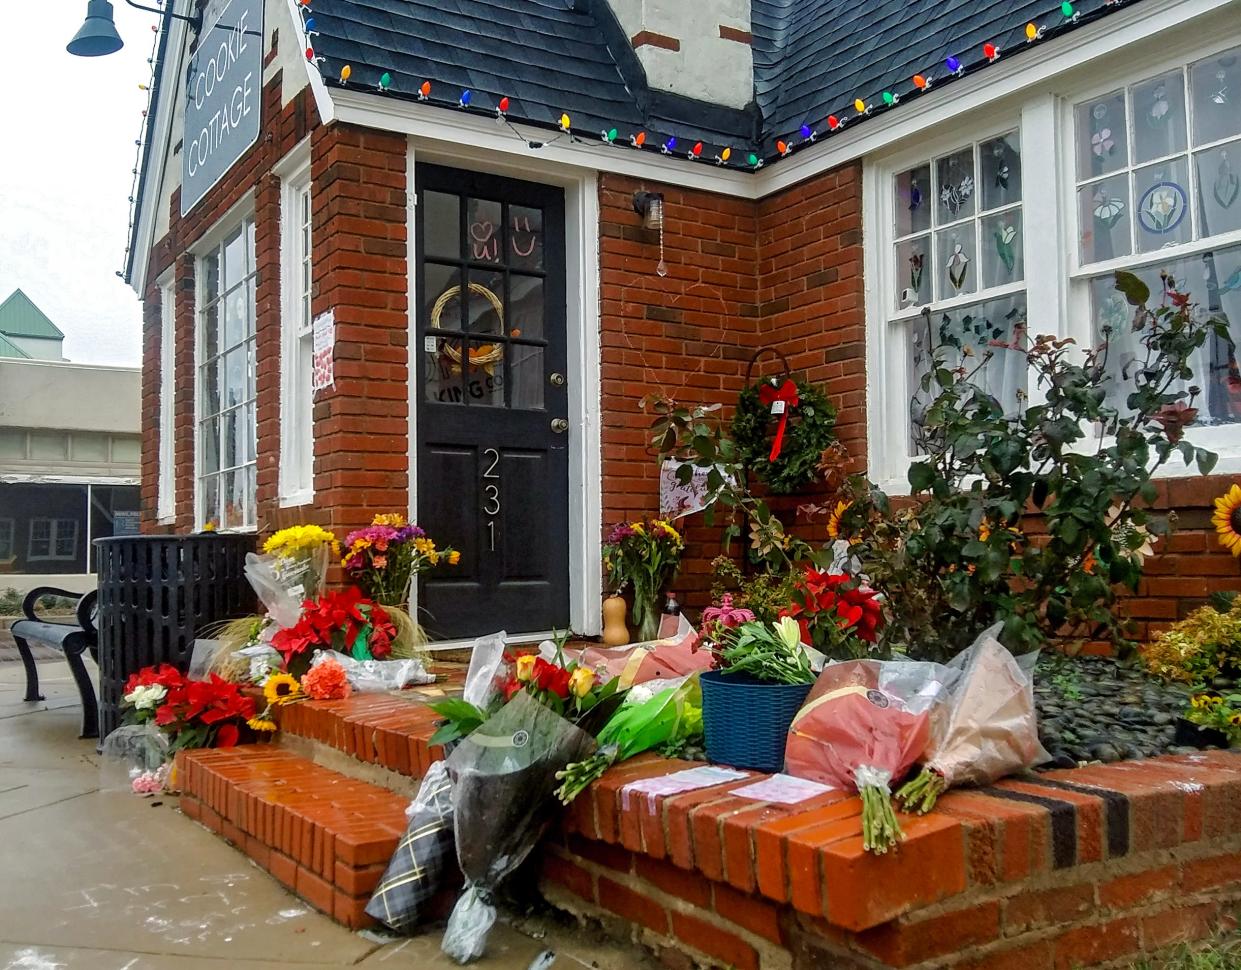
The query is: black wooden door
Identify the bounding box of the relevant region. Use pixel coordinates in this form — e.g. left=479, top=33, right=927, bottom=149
left=415, top=165, right=570, bottom=638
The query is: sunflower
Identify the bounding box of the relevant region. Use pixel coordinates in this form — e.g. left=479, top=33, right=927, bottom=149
left=263, top=673, right=303, bottom=707
left=1212, top=484, right=1241, bottom=557
left=826, top=500, right=851, bottom=541
left=247, top=713, right=278, bottom=733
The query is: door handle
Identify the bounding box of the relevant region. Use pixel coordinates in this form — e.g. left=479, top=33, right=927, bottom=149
left=549, top=372, right=566, bottom=386
left=551, top=418, right=569, bottom=433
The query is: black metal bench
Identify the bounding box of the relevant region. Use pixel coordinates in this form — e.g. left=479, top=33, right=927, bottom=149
left=11, top=587, right=99, bottom=739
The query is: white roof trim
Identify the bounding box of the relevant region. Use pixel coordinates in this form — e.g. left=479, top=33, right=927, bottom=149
left=0, top=475, right=140, bottom=486
left=283, top=0, right=336, bottom=126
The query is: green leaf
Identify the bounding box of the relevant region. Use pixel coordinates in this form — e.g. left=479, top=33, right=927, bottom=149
left=1197, top=449, right=1219, bottom=475
left=908, top=462, right=935, bottom=493
left=1114, top=270, right=1149, bottom=307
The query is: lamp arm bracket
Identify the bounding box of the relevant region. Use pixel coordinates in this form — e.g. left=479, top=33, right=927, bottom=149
left=124, top=0, right=202, bottom=30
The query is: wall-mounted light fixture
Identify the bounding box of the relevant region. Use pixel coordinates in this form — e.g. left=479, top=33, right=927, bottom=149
left=632, top=191, right=668, bottom=276
left=68, top=0, right=202, bottom=57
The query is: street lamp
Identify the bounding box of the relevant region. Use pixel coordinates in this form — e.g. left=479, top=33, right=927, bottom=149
left=67, top=0, right=202, bottom=57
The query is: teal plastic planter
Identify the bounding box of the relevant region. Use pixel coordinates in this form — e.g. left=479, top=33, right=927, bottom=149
left=700, top=670, right=813, bottom=773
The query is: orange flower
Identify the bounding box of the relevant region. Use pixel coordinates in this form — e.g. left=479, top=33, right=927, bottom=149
left=301, top=658, right=351, bottom=701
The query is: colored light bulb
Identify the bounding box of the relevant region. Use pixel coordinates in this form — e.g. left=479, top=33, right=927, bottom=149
left=560, top=113, right=571, bottom=130
left=721, top=147, right=731, bottom=162
left=305, top=46, right=314, bottom=61
left=913, top=74, right=928, bottom=90
left=459, top=89, right=472, bottom=106
left=665, top=136, right=677, bottom=150
left=138, top=83, right=149, bottom=91
left=882, top=91, right=895, bottom=105
left=380, top=72, right=392, bottom=90
left=827, top=114, right=840, bottom=129
left=1026, top=22, right=1038, bottom=39
left=607, top=128, right=618, bottom=142
left=305, top=17, right=316, bottom=30
left=747, top=153, right=759, bottom=166
left=498, top=96, right=510, bottom=113
left=777, top=140, right=789, bottom=155
left=340, top=64, right=351, bottom=82
left=632, top=131, right=646, bottom=147
left=419, top=80, right=431, bottom=97
left=800, top=124, right=812, bottom=139
left=1061, top=0, right=1074, bottom=15
left=983, top=42, right=998, bottom=59
left=946, top=56, right=962, bottom=73
left=692, top=142, right=703, bottom=156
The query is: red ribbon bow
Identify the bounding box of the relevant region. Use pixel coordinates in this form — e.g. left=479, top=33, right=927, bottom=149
left=756, top=379, right=800, bottom=462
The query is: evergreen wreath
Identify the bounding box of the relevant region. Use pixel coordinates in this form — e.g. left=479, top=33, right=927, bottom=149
left=733, top=375, right=837, bottom=493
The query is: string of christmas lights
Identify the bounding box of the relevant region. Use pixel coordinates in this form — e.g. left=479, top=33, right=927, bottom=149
left=120, top=20, right=163, bottom=277
left=296, top=0, right=1135, bottom=172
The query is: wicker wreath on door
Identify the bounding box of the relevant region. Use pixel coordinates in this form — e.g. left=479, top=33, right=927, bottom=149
left=430, top=282, right=505, bottom=371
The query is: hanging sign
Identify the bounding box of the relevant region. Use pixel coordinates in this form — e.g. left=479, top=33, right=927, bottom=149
left=312, top=310, right=335, bottom=392
left=181, top=0, right=264, bottom=216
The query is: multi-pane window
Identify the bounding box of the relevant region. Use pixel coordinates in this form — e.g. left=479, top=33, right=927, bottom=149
left=158, top=281, right=176, bottom=520
left=890, top=132, right=1026, bottom=450
left=1076, top=45, right=1241, bottom=425
left=28, top=518, right=77, bottom=561
left=280, top=177, right=314, bottom=504
left=0, top=519, right=13, bottom=560
left=198, top=218, right=257, bottom=530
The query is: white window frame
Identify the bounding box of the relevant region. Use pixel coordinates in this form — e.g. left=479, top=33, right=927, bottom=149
left=0, top=518, right=13, bottom=560
left=1062, top=33, right=1241, bottom=466
left=278, top=146, right=315, bottom=507
left=157, top=279, right=176, bottom=522
left=867, top=107, right=1033, bottom=490
left=194, top=206, right=259, bottom=532
left=28, top=518, right=78, bottom=562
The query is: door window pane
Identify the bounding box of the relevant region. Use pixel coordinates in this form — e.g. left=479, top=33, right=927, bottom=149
left=509, top=205, right=544, bottom=271
left=509, top=345, right=545, bottom=410
left=466, top=198, right=503, bottom=263
left=465, top=273, right=505, bottom=335
left=894, top=164, right=932, bottom=237
left=424, top=191, right=461, bottom=259
left=425, top=264, right=464, bottom=332
left=508, top=275, right=544, bottom=340
left=1076, top=91, right=1128, bottom=179
left=424, top=337, right=464, bottom=404
left=463, top=340, right=505, bottom=407
left=1134, top=157, right=1192, bottom=252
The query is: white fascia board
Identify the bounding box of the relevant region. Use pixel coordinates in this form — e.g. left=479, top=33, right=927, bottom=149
left=330, top=89, right=757, bottom=198
left=0, top=475, right=140, bottom=486
left=759, top=0, right=1235, bottom=195
left=129, top=11, right=189, bottom=296
left=283, top=0, right=336, bottom=126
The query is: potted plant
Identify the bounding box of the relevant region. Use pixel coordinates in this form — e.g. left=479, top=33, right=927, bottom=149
left=602, top=518, right=685, bottom=642
left=696, top=612, right=816, bottom=772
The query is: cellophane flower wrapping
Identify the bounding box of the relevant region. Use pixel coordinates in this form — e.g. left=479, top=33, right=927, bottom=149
left=784, top=659, right=955, bottom=851
left=244, top=546, right=330, bottom=630
left=99, top=723, right=170, bottom=793
left=924, top=627, right=1050, bottom=789
left=441, top=691, right=595, bottom=963
left=366, top=761, right=455, bottom=933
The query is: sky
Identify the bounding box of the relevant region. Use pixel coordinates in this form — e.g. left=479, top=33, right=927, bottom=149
left=0, top=5, right=159, bottom=366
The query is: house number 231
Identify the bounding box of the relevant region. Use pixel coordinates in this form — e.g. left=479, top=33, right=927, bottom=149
left=482, top=448, right=500, bottom=551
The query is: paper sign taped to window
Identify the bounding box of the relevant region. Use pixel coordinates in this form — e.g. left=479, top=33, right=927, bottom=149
left=312, top=310, right=335, bottom=392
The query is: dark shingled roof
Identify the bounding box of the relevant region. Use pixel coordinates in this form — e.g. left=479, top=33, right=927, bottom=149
left=306, top=0, right=1135, bottom=159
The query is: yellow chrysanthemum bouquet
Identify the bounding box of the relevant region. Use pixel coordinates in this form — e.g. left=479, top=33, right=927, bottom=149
left=245, top=525, right=338, bottom=627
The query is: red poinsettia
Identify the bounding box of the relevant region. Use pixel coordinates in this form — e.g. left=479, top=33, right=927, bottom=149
left=124, top=663, right=186, bottom=695
left=271, top=587, right=397, bottom=669
left=135, top=667, right=256, bottom=750
left=783, top=567, right=884, bottom=658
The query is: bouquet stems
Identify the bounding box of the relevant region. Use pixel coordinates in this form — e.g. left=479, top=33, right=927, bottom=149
left=895, top=767, right=947, bottom=816
left=554, top=749, right=616, bottom=805
left=860, top=785, right=903, bottom=854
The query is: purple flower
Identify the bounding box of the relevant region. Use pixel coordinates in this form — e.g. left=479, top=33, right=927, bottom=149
left=606, top=523, right=637, bottom=544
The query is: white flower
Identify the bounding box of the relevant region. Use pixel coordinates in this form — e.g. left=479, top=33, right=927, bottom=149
left=774, top=616, right=802, bottom=652
left=123, top=684, right=167, bottom=711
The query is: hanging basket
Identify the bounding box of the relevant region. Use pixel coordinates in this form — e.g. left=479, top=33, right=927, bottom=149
left=700, top=670, right=812, bottom=772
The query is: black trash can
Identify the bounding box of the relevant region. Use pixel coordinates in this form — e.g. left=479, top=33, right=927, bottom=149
left=94, top=534, right=257, bottom=738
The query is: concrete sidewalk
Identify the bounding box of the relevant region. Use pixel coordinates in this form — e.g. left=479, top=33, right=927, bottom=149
left=0, top=662, right=651, bottom=970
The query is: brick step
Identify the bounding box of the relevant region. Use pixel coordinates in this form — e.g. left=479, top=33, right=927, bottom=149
left=178, top=745, right=448, bottom=929
left=275, top=663, right=468, bottom=782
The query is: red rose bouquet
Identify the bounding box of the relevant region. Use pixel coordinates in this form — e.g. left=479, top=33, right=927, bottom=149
left=271, top=587, right=398, bottom=676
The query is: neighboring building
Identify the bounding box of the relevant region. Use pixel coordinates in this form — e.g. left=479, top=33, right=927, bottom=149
left=0, top=290, right=140, bottom=594
left=126, top=0, right=1241, bottom=642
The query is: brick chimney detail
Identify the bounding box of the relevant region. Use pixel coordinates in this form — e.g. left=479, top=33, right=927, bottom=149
left=607, top=0, right=753, bottom=109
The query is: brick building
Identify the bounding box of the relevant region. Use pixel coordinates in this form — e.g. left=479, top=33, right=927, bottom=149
left=126, top=0, right=1241, bottom=643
